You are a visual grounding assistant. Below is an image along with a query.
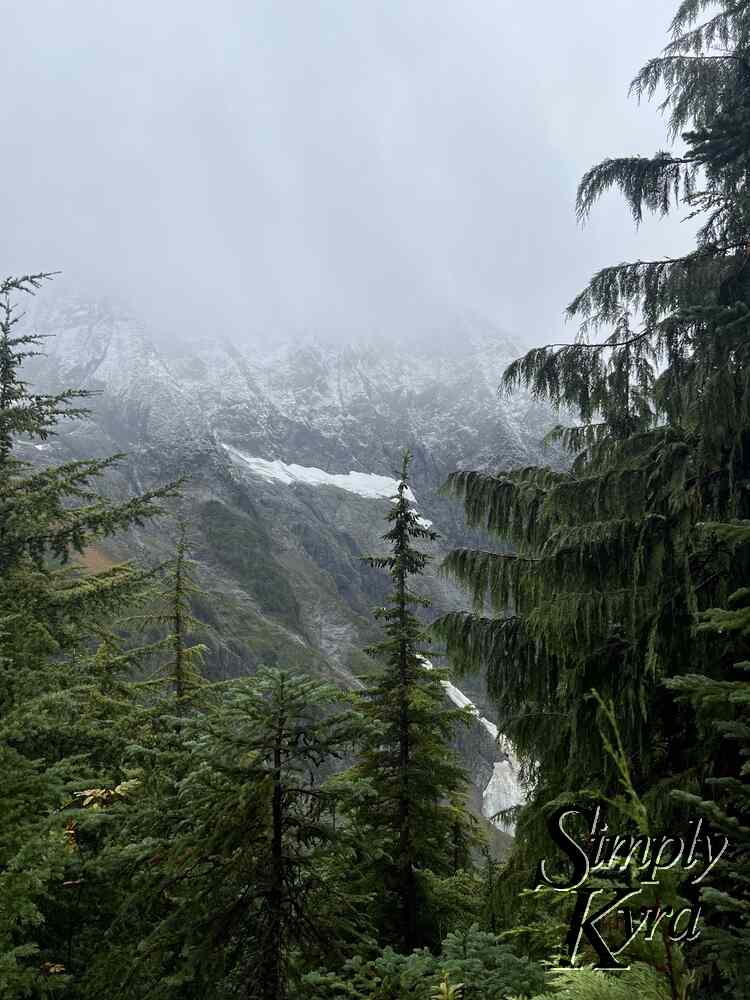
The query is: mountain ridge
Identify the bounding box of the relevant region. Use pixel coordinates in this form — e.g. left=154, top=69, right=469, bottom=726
left=20, top=293, right=554, bottom=841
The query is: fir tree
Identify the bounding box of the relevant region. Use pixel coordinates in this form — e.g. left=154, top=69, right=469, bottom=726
left=103, top=669, right=370, bottom=1000
left=299, top=923, right=546, bottom=1000
left=353, top=451, right=473, bottom=953
left=0, top=275, right=175, bottom=695
left=434, top=0, right=750, bottom=865
left=0, top=274, right=175, bottom=994
left=153, top=521, right=207, bottom=711
left=128, top=520, right=209, bottom=716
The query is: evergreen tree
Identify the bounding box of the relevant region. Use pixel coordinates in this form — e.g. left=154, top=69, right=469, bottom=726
left=0, top=274, right=174, bottom=697
left=100, top=669, right=370, bottom=1000
left=299, top=923, right=546, bottom=1000
left=0, top=273, right=174, bottom=994
left=48, top=523, right=215, bottom=997
left=666, top=520, right=750, bottom=998
left=128, top=520, right=209, bottom=715
left=352, top=452, right=473, bottom=952
left=434, top=0, right=750, bottom=864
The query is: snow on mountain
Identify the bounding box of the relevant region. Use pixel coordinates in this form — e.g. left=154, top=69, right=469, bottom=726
left=221, top=443, right=433, bottom=526
left=222, top=443, right=410, bottom=500
left=420, top=657, right=525, bottom=832
left=25, top=296, right=554, bottom=488
left=483, top=761, right=524, bottom=834
left=21, top=294, right=551, bottom=844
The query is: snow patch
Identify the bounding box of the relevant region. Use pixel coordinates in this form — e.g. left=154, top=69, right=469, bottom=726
left=221, top=443, right=433, bottom=526
left=17, top=439, right=50, bottom=452
left=434, top=671, right=499, bottom=740
left=419, top=656, right=523, bottom=832
left=483, top=760, right=522, bottom=834
left=223, top=442, right=405, bottom=497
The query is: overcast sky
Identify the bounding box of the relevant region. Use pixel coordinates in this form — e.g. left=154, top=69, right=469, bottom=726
left=3, top=0, right=693, bottom=345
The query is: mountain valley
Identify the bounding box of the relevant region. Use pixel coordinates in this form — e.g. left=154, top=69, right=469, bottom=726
left=20, top=294, right=558, bottom=845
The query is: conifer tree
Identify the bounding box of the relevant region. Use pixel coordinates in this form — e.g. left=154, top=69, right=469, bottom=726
left=435, top=0, right=750, bottom=862
left=0, top=273, right=174, bottom=993
left=353, top=451, right=472, bottom=952
left=105, top=669, right=369, bottom=1000
left=0, top=275, right=174, bottom=692
left=153, top=521, right=207, bottom=711
left=299, top=923, right=546, bottom=1000
left=666, top=520, right=750, bottom=998
left=129, top=520, right=208, bottom=716
left=70, top=523, right=215, bottom=986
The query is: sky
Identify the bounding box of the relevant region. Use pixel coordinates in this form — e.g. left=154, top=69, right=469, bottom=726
left=2, top=0, right=695, bottom=346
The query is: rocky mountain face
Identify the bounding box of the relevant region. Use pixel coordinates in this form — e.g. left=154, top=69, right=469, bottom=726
left=20, top=294, right=555, bottom=844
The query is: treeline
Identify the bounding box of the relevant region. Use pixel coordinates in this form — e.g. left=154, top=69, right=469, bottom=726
left=4, top=0, right=750, bottom=996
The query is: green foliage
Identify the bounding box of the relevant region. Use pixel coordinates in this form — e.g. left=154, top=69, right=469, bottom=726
left=126, top=519, right=209, bottom=712
left=0, top=743, right=71, bottom=999
left=350, top=452, right=476, bottom=952
left=92, top=669, right=372, bottom=1000
left=435, top=0, right=750, bottom=889
left=664, top=524, right=750, bottom=997
left=416, top=869, right=485, bottom=945
left=0, top=274, right=174, bottom=996
left=0, top=280, right=503, bottom=995
left=528, top=963, right=673, bottom=1000
left=298, top=924, right=545, bottom=1000
left=200, top=498, right=300, bottom=626
left=11, top=5, right=750, bottom=979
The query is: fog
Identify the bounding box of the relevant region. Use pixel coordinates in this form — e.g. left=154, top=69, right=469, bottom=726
left=3, top=1, right=693, bottom=345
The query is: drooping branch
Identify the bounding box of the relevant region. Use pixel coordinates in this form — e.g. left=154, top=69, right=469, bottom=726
left=576, top=154, right=697, bottom=224
left=668, top=0, right=748, bottom=56
left=566, top=249, right=742, bottom=328
left=631, top=53, right=741, bottom=135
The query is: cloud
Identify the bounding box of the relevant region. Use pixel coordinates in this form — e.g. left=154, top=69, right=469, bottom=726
left=2, top=0, right=691, bottom=343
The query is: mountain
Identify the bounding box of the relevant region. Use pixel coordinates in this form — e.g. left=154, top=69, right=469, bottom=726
left=20, top=294, right=556, bottom=842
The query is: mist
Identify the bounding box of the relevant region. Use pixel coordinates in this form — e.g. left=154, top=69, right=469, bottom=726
left=3, top=0, right=692, bottom=346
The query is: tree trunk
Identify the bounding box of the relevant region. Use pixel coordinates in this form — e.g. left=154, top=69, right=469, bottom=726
left=259, top=719, right=285, bottom=1000
left=397, top=529, right=417, bottom=953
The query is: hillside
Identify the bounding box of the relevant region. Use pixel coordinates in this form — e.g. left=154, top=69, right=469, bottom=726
left=20, top=294, right=557, bottom=839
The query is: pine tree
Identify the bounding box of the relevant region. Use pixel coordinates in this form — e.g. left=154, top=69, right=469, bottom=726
left=352, top=451, right=473, bottom=952
left=128, top=520, right=209, bottom=716
left=104, top=669, right=370, bottom=1000
left=299, top=923, right=546, bottom=1000
left=61, top=522, right=215, bottom=993
left=0, top=275, right=175, bottom=694
left=152, top=521, right=207, bottom=712
left=0, top=274, right=175, bottom=994
left=434, top=0, right=750, bottom=863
